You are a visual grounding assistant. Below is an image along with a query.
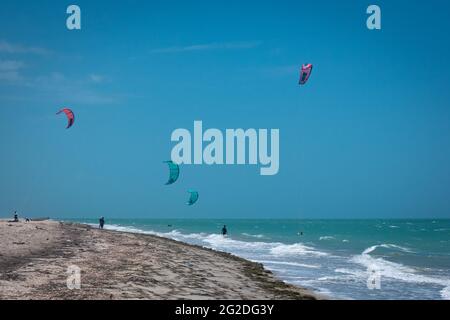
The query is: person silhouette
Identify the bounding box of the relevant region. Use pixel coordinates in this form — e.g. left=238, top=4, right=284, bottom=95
left=99, top=216, right=105, bottom=229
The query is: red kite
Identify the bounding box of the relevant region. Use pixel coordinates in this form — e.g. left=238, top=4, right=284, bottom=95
left=56, top=108, right=75, bottom=129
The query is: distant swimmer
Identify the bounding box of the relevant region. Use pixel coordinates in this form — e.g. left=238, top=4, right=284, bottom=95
left=297, top=231, right=303, bottom=236
left=99, top=216, right=105, bottom=229
left=222, top=225, right=228, bottom=236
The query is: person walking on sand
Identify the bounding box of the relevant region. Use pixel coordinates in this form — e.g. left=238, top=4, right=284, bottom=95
left=222, top=225, right=227, bottom=236
left=13, top=211, right=19, bottom=222
left=99, top=216, right=105, bottom=229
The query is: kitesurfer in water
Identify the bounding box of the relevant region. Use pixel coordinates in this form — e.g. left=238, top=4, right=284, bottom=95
left=99, top=216, right=105, bottom=229
left=222, top=225, right=227, bottom=236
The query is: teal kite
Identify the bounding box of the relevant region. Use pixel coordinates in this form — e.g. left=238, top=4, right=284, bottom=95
left=164, top=161, right=180, bottom=185
left=187, top=190, right=199, bottom=206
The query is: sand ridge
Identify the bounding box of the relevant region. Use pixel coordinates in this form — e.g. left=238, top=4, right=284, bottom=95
left=0, top=220, right=318, bottom=300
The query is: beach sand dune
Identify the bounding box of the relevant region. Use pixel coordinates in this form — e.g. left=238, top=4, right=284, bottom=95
left=0, top=220, right=318, bottom=300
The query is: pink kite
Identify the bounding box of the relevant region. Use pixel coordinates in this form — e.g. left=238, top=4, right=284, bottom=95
left=56, top=108, right=75, bottom=129
left=299, top=64, right=313, bottom=85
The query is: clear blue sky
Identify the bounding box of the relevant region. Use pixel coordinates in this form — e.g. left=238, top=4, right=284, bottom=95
left=1, top=0, right=449, bottom=219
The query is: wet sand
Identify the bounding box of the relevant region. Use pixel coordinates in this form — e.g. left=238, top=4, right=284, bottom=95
left=0, top=220, right=319, bottom=300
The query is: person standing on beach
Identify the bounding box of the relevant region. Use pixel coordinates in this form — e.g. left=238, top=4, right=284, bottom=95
left=222, top=225, right=227, bottom=236
left=99, top=216, right=105, bottom=229
left=13, top=211, right=19, bottom=222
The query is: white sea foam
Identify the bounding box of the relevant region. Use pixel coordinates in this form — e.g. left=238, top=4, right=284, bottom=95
left=270, top=243, right=329, bottom=257
left=252, top=260, right=321, bottom=269
left=100, top=224, right=147, bottom=234
left=362, top=243, right=414, bottom=255
left=351, top=244, right=450, bottom=299
left=334, top=268, right=367, bottom=278
left=202, top=234, right=275, bottom=252
left=242, top=233, right=265, bottom=238
left=319, top=236, right=335, bottom=241
left=440, top=286, right=450, bottom=300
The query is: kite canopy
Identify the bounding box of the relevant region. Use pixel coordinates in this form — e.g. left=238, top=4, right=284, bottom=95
left=164, top=160, right=180, bottom=185
left=56, top=108, right=75, bottom=129
left=299, top=64, right=313, bottom=85
left=187, top=190, right=199, bottom=206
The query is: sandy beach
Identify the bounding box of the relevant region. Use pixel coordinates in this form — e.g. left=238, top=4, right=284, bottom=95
left=0, top=220, right=318, bottom=300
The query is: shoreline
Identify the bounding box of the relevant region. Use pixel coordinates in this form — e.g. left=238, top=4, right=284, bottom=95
left=0, top=220, right=321, bottom=300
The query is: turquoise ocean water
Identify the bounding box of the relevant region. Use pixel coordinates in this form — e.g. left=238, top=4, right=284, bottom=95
left=66, top=218, right=450, bottom=300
